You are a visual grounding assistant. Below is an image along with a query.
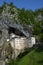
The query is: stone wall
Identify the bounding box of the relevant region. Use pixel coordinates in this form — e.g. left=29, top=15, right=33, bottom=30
left=10, top=36, right=33, bottom=58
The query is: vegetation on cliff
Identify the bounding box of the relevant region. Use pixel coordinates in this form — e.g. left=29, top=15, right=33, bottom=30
left=0, top=2, right=43, bottom=42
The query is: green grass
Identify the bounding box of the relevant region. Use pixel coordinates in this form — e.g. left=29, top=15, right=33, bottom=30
left=18, top=48, right=43, bottom=65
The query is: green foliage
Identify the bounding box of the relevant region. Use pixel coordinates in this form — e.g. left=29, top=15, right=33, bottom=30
left=38, top=33, right=43, bottom=42
left=33, top=22, right=41, bottom=35
left=18, top=8, right=35, bottom=25
left=0, top=7, right=3, bottom=13
left=8, top=59, right=14, bottom=65
left=9, top=2, right=14, bottom=7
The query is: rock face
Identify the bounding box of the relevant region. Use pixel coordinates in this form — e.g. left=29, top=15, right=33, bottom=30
left=0, top=61, right=5, bottom=65
left=0, top=24, right=30, bottom=64
left=0, top=4, right=35, bottom=65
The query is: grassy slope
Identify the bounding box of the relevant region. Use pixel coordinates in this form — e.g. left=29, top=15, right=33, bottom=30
left=18, top=48, right=43, bottom=65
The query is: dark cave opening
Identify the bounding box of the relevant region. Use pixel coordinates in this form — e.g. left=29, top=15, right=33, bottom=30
left=8, top=27, right=25, bottom=37
left=0, top=30, right=2, bottom=39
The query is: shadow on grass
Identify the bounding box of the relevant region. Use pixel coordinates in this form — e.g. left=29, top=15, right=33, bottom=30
left=37, top=60, right=43, bottom=64
left=17, top=46, right=34, bottom=59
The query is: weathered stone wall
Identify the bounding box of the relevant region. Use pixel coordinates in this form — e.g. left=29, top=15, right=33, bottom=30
left=0, top=60, right=5, bottom=65
left=10, top=37, right=32, bottom=58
